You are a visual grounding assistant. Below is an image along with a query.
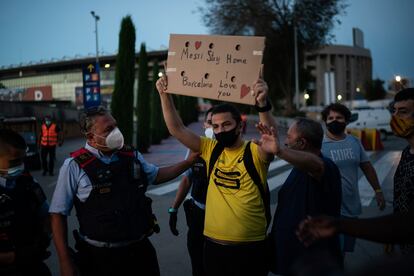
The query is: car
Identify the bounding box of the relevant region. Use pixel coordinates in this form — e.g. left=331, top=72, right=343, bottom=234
left=347, top=108, right=392, bottom=140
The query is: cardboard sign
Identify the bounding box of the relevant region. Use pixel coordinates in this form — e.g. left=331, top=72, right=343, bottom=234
left=166, top=34, right=265, bottom=105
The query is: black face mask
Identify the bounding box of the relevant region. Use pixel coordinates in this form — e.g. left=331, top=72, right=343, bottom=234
left=326, top=120, right=347, bottom=135
left=215, top=126, right=239, bottom=147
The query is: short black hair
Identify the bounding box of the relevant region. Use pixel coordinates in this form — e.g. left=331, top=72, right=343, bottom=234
left=204, top=106, right=214, bottom=122
left=211, top=103, right=241, bottom=124
left=321, top=103, right=352, bottom=122
left=0, top=128, right=27, bottom=154
left=394, top=88, right=414, bottom=102
left=294, top=117, right=323, bottom=150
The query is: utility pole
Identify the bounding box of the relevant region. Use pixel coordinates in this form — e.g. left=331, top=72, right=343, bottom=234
left=294, top=25, right=300, bottom=110
left=90, top=11, right=100, bottom=65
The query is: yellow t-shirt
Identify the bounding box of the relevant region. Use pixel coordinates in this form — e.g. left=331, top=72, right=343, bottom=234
left=200, top=137, right=270, bottom=242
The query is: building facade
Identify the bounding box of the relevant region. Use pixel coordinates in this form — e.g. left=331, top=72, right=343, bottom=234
left=305, top=44, right=372, bottom=106
left=0, top=51, right=167, bottom=106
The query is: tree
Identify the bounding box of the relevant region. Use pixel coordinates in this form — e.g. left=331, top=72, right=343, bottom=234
left=149, top=61, right=166, bottom=144
left=200, top=0, right=346, bottom=115
left=111, top=15, right=136, bottom=144
left=364, top=78, right=387, bottom=101
left=136, top=43, right=151, bottom=152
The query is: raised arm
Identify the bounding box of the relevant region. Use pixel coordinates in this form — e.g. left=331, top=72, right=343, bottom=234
left=255, top=123, right=324, bottom=181
left=252, top=78, right=277, bottom=162
left=156, top=76, right=200, bottom=152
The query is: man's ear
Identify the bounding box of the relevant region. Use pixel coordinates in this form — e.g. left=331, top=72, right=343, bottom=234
left=299, top=138, right=306, bottom=149
left=86, top=132, right=94, bottom=142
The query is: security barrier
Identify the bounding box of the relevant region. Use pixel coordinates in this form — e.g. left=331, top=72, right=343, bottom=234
left=346, top=128, right=384, bottom=151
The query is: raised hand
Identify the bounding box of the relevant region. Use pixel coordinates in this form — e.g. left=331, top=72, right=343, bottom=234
left=156, top=62, right=168, bottom=95
left=296, top=216, right=337, bottom=247
left=254, top=122, right=279, bottom=155
left=252, top=78, right=268, bottom=107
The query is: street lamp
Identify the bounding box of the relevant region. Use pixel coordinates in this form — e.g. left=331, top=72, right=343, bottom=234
left=90, top=11, right=100, bottom=65
left=395, top=75, right=402, bottom=82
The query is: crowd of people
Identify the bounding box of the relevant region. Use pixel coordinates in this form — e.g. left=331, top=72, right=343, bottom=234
left=1, top=72, right=413, bottom=275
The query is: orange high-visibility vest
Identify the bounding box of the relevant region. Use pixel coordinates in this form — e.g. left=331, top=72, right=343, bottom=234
left=41, top=123, right=58, bottom=146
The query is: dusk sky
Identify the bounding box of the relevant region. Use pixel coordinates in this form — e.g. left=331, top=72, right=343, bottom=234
left=0, top=0, right=412, bottom=84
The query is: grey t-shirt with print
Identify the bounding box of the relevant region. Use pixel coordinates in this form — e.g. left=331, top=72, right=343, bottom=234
left=322, top=134, right=369, bottom=217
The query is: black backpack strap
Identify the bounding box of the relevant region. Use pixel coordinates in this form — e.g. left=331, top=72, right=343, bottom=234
left=243, top=141, right=272, bottom=229
left=208, top=142, right=224, bottom=183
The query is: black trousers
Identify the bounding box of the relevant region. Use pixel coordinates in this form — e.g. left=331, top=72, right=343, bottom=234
left=184, top=199, right=206, bottom=276
left=41, top=146, right=56, bottom=173
left=0, top=261, right=51, bottom=276
left=76, top=238, right=160, bottom=276
left=204, top=238, right=268, bottom=276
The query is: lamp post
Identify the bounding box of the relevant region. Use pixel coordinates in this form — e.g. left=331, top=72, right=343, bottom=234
left=294, top=25, right=300, bottom=110
left=90, top=11, right=100, bottom=65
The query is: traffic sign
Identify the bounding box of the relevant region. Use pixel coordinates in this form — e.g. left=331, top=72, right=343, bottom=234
left=82, top=62, right=101, bottom=108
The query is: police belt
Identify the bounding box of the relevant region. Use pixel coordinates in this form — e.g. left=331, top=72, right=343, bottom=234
left=190, top=197, right=205, bottom=210
left=79, top=232, right=146, bottom=248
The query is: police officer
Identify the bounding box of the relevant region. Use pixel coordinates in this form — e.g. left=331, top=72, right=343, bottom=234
left=49, top=106, right=197, bottom=276
left=40, top=116, right=63, bottom=176
left=168, top=107, right=214, bottom=276
left=0, top=129, right=51, bottom=276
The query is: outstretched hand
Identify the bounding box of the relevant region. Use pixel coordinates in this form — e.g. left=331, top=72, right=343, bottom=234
left=253, top=122, right=279, bottom=155
left=296, top=216, right=337, bottom=247
left=186, top=151, right=200, bottom=164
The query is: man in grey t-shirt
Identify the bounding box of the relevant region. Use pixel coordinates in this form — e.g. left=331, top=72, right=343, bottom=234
left=321, top=103, right=385, bottom=254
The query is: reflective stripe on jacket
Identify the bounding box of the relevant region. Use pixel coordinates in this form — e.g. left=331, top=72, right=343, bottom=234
left=41, top=123, right=58, bottom=146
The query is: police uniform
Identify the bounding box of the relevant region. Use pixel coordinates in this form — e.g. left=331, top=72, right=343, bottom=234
left=183, top=156, right=208, bottom=276
left=0, top=173, right=51, bottom=276
left=49, top=143, right=160, bottom=276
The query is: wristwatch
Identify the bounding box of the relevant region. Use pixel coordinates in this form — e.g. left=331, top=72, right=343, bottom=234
left=255, top=99, right=272, bottom=112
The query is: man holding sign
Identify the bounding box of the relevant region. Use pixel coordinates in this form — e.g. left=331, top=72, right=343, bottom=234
left=156, top=70, right=275, bottom=275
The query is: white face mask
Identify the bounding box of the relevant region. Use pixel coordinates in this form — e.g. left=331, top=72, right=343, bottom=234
left=94, top=127, right=124, bottom=150
left=0, top=164, right=25, bottom=180
left=204, top=127, right=215, bottom=139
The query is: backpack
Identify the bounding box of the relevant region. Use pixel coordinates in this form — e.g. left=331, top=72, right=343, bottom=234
left=207, top=141, right=272, bottom=229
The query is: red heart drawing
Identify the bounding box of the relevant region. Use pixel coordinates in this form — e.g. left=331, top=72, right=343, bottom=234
left=195, top=41, right=202, bottom=50
left=240, top=84, right=250, bottom=99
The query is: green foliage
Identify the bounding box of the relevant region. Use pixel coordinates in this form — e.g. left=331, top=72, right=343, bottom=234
left=0, top=83, right=6, bottom=89
left=149, top=61, right=167, bottom=144
left=136, top=43, right=151, bottom=152
left=364, top=78, right=387, bottom=101
left=111, top=15, right=136, bottom=144
left=200, top=0, right=347, bottom=115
